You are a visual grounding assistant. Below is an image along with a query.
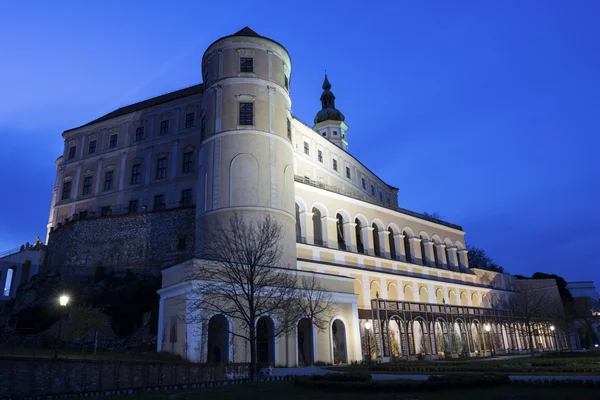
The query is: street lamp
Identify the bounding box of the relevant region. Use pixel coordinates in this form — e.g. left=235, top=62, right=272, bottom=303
left=485, top=323, right=495, bottom=357
left=365, top=321, right=372, bottom=361
left=550, top=325, right=556, bottom=351
left=55, top=295, right=70, bottom=358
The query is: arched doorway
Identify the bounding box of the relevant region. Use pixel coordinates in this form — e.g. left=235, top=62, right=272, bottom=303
left=207, top=314, right=229, bottom=363
left=257, top=316, right=275, bottom=364
left=297, top=318, right=314, bottom=366
left=331, top=319, right=348, bottom=364
left=312, top=207, right=323, bottom=246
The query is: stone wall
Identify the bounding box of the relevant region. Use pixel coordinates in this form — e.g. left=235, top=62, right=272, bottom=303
left=47, top=207, right=195, bottom=277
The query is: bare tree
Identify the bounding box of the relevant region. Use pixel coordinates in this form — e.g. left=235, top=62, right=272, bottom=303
left=569, top=297, right=600, bottom=349
left=187, top=213, right=297, bottom=382
left=506, top=284, right=554, bottom=356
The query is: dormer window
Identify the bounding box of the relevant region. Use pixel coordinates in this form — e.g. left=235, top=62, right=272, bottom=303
left=284, top=75, right=289, bottom=90
left=240, top=57, right=253, bottom=73
left=68, top=146, right=76, bottom=160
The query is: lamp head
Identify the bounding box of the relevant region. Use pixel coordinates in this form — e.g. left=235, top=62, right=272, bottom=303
left=550, top=325, right=555, bottom=331
left=365, top=322, right=371, bottom=330
left=59, top=295, right=69, bottom=307
left=485, top=324, right=491, bottom=332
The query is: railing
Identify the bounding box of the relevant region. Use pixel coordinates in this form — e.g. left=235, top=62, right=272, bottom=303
left=313, top=239, right=327, bottom=247
left=294, top=175, right=462, bottom=230
left=296, top=235, right=307, bottom=244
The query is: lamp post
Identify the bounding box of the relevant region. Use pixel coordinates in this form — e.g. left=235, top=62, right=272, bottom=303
left=485, top=323, right=495, bottom=357
left=550, top=325, right=557, bottom=351
left=365, top=321, right=372, bottom=361
left=54, top=295, right=70, bottom=358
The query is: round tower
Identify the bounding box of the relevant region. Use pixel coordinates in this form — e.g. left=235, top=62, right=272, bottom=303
left=196, top=27, right=296, bottom=268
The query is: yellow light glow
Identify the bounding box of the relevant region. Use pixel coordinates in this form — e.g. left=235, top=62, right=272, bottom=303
left=59, top=295, right=69, bottom=306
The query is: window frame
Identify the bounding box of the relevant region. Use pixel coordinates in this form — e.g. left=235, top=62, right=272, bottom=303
left=68, top=146, right=76, bottom=160
left=109, top=134, right=118, bottom=148
left=159, top=119, right=169, bottom=135
left=185, top=112, right=196, bottom=128
left=317, top=150, right=323, bottom=163
left=154, top=194, right=166, bottom=211
left=182, top=151, right=194, bottom=174
left=82, top=176, right=92, bottom=196
left=239, top=103, right=254, bottom=126
left=181, top=188, right=193, bottom=206
left=332, top=159, right=338, bottom=172
left=103, top=171, right=114, bottom=192
left=61, top=181, right=71, bottom=200
left=135, top=126, right=145, bottom=141
left=156, top=157, right=167, bottom=180
left=128, top=199, right=139, bottom=214
left=346, top=166, right=351, bottom=179
left=88, top=140, right=97, bottom=155
left=303, top=141, right=310, bottom=155
left=131, top=164, right=141, bottom=185
left=240, top=57, right=254, bottom=73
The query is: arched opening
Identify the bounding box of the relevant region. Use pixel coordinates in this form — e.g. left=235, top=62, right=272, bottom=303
left=388, top=228, right=396, bottom=259
left=448, top=290, right=457, bottom=305
left=388, top=283, right=398, bottom=300
left=207, top=314, right=229, bottom=363
left=370, top=281, right=380, bottom=301
left=295, top=203, right=302, bottom=241
left=389, top=317, right=404, bottom=358
left=355, top=218, right=364, bottom=253
left=419, top=236, right=428, bottom=266
left=372, top=223, right=380, bottom=256
left=434, top=319, right=448, bottom=354
left=297, top=318, right=314, bottom=365
left=404, top=285, right=414, bottom=302
left=336, top=213, right=346, bottom=250
left=419, top=286, right=428, bottom=303
left=312, top=207, right=323, bottom=246
left=460, top=291, right=468, bottom=306
left=3, top=267, right=15, bottom=297
left=331, top=319, right=348, bottom=364
left=403, top=231, right=412, bottom=263
left=257, top=316, right=275, bottom=364
left=353, top=279, right=364, bottom=306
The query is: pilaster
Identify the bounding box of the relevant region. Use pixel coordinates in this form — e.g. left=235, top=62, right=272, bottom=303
left=379, top=230, right=390, bottom=259
left=394, top=233, right=405, bottom=261
left=362, top=226, right=374, bottom=255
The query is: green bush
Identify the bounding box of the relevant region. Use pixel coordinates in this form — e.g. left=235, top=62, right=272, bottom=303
left=302, top=373, right=372, bottom=382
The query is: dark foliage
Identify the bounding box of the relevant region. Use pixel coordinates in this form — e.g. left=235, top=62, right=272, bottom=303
left=467, top=245, right=505, bottom=272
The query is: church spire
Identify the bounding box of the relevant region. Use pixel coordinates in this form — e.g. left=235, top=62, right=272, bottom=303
left=314, top=73, right=345, bottom=124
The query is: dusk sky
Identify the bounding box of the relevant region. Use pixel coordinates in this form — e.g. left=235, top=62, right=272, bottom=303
left=1, top=1, right=598, bottom=288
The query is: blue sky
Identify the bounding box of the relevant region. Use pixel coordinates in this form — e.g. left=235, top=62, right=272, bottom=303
left=1, top=1, right=598, bottom=288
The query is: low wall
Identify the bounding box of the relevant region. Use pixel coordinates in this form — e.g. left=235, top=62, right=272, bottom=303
left=46, top=207, right=195, bottom=277
left=0, top=357, right=248, bottom=398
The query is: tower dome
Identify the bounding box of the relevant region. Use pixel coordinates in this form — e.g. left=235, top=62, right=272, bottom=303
left=314, top=74, right=345, bottom=124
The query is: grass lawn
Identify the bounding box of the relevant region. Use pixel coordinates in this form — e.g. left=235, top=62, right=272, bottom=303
left=103, top=380, right=600, bottom=400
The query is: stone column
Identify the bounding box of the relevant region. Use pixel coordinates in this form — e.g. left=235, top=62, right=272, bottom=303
left=171, top=140, right=179, bottom=179
left=215, top=86, right=222, bottom=132
left=345, top=222, right=357, bottom=252
left=145, top=146, right=154, bottom=185
left=302, top=211, right=314, bottom=244
left=446, top=246, right=459, bottom=270
left=379, top=230, right=390, bottom=259
left=394, top=233, right=405, bottom=261
left=94, top=159, right=103, bottom=196
left=118, top=152, right=127, bottom=191
left=436, top=244, right=448, bottom=269
left=408, top=237, right=422, bottom=265
left=362, top=226, right=374, bottom=255
left=72, top=165, right=82, bottom=200
left=458, top=249, right=469, bottom=269
left=423, top=240, right=434, bottom=267
left=324, top=216, right=337, bottom=248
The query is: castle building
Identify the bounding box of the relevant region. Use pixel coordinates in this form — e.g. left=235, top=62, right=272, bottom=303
left=47, top=27, right=566, bottom=364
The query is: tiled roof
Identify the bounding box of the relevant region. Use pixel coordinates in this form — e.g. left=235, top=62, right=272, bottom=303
left=64, top=84, right=204, bottom=133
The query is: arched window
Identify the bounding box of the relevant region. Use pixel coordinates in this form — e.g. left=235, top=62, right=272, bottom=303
left=403, top=233, right=412, bottom=263
left=388, top=228, right=396, bottom=260
left=312, top=207, right=323, bottom=246
left=336, top=214, right=346, bottom=250
left=207, top=314, right=229, bottom=363
left=355, top=218, right=364, bottom=254
left=372, top=223, right=380, bottom=257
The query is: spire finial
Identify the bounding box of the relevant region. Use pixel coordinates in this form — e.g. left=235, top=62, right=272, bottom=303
left=322, top=73, right=331, bottom=91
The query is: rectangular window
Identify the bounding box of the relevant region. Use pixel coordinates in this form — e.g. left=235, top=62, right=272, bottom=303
left=240, top=57, right=253, bottom=72
left=101, top=206, right=111, bottom=217
left=201, top=116, right=206, bottom=140
left=68, top=146, right=76, bottom=160
left=287, top=119, right=291, bottom=140
left=88, top=140, right=96, bottom=154
left=156, top=158, right=167, bottom=179
left=284, top=75, right=289, bottom=90
left=239, top=103, right=253, bottom=125
left=346, top=166, right=351, bottom=178
left=79, top=210, right=88, bottom=220
left=128, top=199, right=138, bottom=214
left=109, top=134, right=118, bottom=148
left=185, top=112, right=196, bottom=128
left=379, top=192, right=383, bottom=201
left=61, top=182, right=71, bottom=200
left=181, top=188, right=193, bottom=206
left=182, top=151, right=193, bottom=173
left=135, top=126, right=145, bottom=141
left=160, top=120, right=169, bottom=135
left=362, top=178, right=366, bottom=189
left=154, top=194, right=165, bottom=211
left=317, top=150, right=323, bottom=163
left=333, top=159, right=338, bottom=171
left=303, top=141, right=309, bottom=155
left=371, top=185, right=375, bottom=196
left=103, top=171, right=113, bottom=191
left=82, top=176, right=92, bottom=195
left=131, top=164, right=141, bottom=184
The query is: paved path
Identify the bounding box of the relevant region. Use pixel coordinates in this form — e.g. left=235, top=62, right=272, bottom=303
left=273, top=367, right=600, bottom=382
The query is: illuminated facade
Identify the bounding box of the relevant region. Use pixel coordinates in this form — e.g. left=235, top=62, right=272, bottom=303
left=48, top=27, right=566, bottom=364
